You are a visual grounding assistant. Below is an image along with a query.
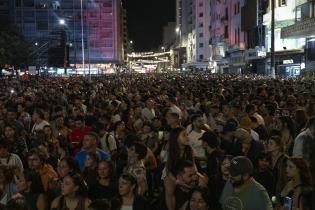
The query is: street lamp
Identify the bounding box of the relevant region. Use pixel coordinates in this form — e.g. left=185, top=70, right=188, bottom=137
left=59, top=19, right=69, bottom=75
left=130, top=40, right=133, bottom=44
left=176, top=27, right=180, bottom=33
left=161, top=46, right=165, bottom=52
left=59, top=19, right=66, bottom=25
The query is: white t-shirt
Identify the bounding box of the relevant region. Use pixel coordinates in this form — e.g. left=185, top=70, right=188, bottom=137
left=188, top=130, right=205, bottom=158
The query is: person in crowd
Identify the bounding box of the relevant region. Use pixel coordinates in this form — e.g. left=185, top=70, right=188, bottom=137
left=185, top=187, right=210, bottom=210
left=55, top=157, right=81, bottom=195
left=0, top=139, right=24, bottom=176
left=187, top=114, right=206, bottom=165
left=51, top=115, right=71, bottom=141
left=82, top=152, right=99, bottom=188
left=111, top=173, right=149, bottom=210
left=166, top=112, right=181, bottom=129
left=51, top=173, right=91, bottom=210
left=164, top=127, right=194, bottom=210
left=142, top=98, right=156, bottom=121
left=220, top=156, right=273, bottom=210
left=27, top=148, right=58, bottom=192
left=281, top=157, right=313, bottom=210
left=267, top=135, right=288, bottom=200
left=17, top=103, right=32, bottom=132
left=16, top=169, right=47, bottom=210
left=31, top=109, right=50, bottom=135
left=295, top=109, right=308, bottom=135
left=200, top=131, right=223, bottom=177
left=69, top=116, right=92, bottom=155
left=250, top=116, right=269, bottom=142
left=253, top=152, right=275, bottom=197
left=88, top=160, right=116, bottom=201
left=276, top=116, right=296, bottom=155
left=97, top=122, right=117, bottom=157
left=0, top=165, right=16, bottom=205
left=5, top=107, right=24, bottom=135
left=110, top=121, right=127, bottom=151
left=3, top=124, right=28, bottom=160
left=75, top=132, right=110, bottom=170
left=124, top=142, right=148, bottom=195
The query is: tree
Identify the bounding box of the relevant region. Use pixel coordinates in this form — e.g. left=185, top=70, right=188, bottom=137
left=0, top=26, right=34, bottom=69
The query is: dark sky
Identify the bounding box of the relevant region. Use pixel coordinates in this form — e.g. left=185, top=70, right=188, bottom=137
left=123, top=0, right=176, bottom=52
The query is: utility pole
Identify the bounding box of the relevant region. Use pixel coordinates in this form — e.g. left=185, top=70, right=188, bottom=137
left=270, top=0, right=275, bottom=78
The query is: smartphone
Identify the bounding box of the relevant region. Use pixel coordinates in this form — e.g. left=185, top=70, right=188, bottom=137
left=284, top=196, right=293, bottom=210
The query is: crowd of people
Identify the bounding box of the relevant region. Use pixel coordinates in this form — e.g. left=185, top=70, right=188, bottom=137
left=0, top=73, right=313, bottom=210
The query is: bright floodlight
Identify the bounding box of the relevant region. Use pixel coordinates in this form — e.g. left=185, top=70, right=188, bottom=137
left=176, top=27, right=180, bottom=33
left=35, top=42, right=38, bottom=46
left=59, top=19, right=66, bottom=25
left=130, top=40, right=133, bottom=44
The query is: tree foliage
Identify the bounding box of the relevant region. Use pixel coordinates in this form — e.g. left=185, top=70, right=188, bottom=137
left=0, top=26, right=34, bottom=69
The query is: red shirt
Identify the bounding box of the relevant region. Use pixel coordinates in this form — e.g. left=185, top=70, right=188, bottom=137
left=69, top=126, right=92, bottom=154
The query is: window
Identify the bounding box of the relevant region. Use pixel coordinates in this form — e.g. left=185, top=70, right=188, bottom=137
left=199, top=33, right=203, bottom=37
left=237, top=2, right=240, bottom=13
left=199, top=1, right=203, bottom=7
left=199, top=22, right=203, bottom=27
left=199, top=54, right=204, bottom=60
left=224, top=25, right=229, bottom=38
left=199, top=43, right=204, bottom=48
left=225, top=7, right=228, bottom=19
left=199, top=13, right=203, bottom=17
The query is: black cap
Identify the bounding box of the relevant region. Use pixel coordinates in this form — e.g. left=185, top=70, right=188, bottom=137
left=228, top=156, right=253, bottom=177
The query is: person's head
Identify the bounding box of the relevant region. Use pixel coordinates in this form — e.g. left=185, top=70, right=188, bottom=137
left=166, top=112, right=180, bottom=127
left=249, top=116, right=259, bottom=129
left=54, top=115, right=65, bottom=127
left=146, top=98, right=155, bottom=109
left=43, top=125, right=53, bottom=137
left=6, top=107, right=17, bottom=122
left=82, top=132, right=99, bottom=151
left=267, top=135, right=283, bottom=153
left=295, top=109, right=308, bottom=125
left=245, top=104, right=256, bottom=116
left=175, top=160, right=198, bottom=188
left=239, top=116, right=252, bottom=131
left=286, top=157, right=312, bottom=186
left=127, top=142, right=147, bottom=161
left=306, top=117, right=315, bottom=134
left=97, top=160, right=114, bottom=180
left=228, top=156, right=253, bottom=188
left=4, top=125, right=15, bottom=138
left=255, top=152, right=271, bottom=171
left=32, top=109, right=44, bottom=123
left=220, top=155, right=233, bottom=178
left=85, top=152, right=100, bottom=169
left=5, top=197, right=28, bottom=210
left=58, top=157, right=80, bottom=178
left=221, top=122, right=237, bottom=141
left=187, top=187, right=209, bottom=210
left=118, top=173, right=137, bottom=196
left=61, top=173, right=88, bottom=197
left=0, top=139, right=9, bottom=158
left=152, top=117, right=161, bottom=129
left=16, top=169, right=44, bottom=194
left=74, top=116, right=85, bottom=129
left=169, top=127, right=189, bottom=148
left=27, top=148, right=46, bottom=170
left=88, top=199, right=111, bottom=210
left=191, top=114, right=204, bottom=131
left=114, top=121, right=125, bottom=132
left=200, top=131, right=219, bottom=151
left=142, top=121, right=153, bottom=134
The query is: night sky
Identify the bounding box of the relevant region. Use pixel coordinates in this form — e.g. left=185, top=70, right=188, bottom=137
left=123, top=0, right=176, bottom=52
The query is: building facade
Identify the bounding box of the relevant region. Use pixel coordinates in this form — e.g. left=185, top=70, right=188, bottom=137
left=8, top=0, right=124, bottom=71
left=175, top=0, right=212, bottom=70
left=281, top=0, right=315, bottom=72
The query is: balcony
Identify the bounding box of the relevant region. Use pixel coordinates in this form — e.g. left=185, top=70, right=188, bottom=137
left=295, top=1, right=315, bottom=22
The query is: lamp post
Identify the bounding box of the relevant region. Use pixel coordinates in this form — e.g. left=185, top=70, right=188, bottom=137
left=270, top=0, right=275, bottom=78
left=59, top=19, right=69, bottom=75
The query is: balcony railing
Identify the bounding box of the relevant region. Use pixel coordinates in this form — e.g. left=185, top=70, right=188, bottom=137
left=295, top=1, right=315, bottom=23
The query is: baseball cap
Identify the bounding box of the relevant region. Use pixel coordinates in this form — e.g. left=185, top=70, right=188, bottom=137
left=228, top=156, right=253, bottom=177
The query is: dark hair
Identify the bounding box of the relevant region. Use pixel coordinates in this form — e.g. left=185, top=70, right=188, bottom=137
left=186, top=187, right=210, bottom=210
left=28, top=148, right=46, bottom=162
left=22, top=169, right=44, bottom=194
left=89, top=199, right=111, bottom=210
left=120, top=173, right=137, bottom=194
left=65, top=173, right=88, bottom=197
left=33, top=109, right=45, bottom=119
left=85, top=152, right=100, bottom=167
left=129, top=142, right=147, bottom=160
left=6, top=197, right=29, bottom=210
left=167, top=127, right=193, bottom=175
left=288, top=157, right=313, bottom=186
left=113, top=121, right=124, bottom=131
left=86, top=132, right=99, bottom=143
left=201, top=131, right=219, bottom=148
left=279, top=116, right=296, bottom=138
left=175, top=160, right=194, bottom=176
left=59, top=157, right=81, bottom=174
left=269, top=135, right=284, bottom=152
